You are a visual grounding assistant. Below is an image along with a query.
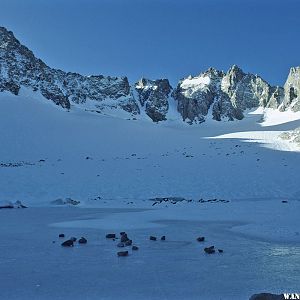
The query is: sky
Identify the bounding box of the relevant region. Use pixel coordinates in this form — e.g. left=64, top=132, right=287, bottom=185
left=0, top=0, right=299, bottom=86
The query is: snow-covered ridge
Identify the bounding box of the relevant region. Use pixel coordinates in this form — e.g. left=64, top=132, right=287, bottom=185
left=0, top=26, right=300, bottom=124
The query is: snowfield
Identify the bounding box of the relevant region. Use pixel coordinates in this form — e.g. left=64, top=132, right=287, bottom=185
left=0, top=90, right=300, bottom=299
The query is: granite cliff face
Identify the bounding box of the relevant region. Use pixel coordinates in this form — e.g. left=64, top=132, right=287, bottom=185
left=172, top=65, right=285, bottom=123
left=0, top=26, right=139, bottom=115
left=135, top=78, right=171, bottom=122
left=280, top=67, right=300, bottom=112
left=0, top=26, right=298, bottom=124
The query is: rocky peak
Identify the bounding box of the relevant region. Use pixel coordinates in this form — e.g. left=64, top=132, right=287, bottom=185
left=0, top=26, right=139, bottom=114
left=135, top=78, right=172, bottom=122
left=0, top=26, right=298, bottom=124
left=172, top=69, right=225, bottom=123
left=280, top=66, right=300, bottom=112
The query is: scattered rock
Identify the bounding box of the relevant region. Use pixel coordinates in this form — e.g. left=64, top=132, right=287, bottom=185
left=204, top=246, right=215, bottom=254
left=125, top=240, right=132, bottom=246
left=121, top=234, right=129, bottom=243
left=150, top=236, right=157, bottom=241
left=106, top=233, right=116, bottom=239
left=197, top=237, right=205, bottom=242
left=59, top=233, right=65, bottom=238
left=132, top=246, right=139, bottom=250
left=218, top=249, right=224, bottom=253
left=61, top=240, right=74, bottom=247
left=282, top=200, right=288, bottom=203
left=78, top=237, right=87, bottom=244
left=117, top=251, right=129, bottom=257
left=117, top=242, right=125, bottom=248
left=51, top=198, right=80, bottom=206
left=0, top=200, right=27, bottom=209
left=70, top=237, right=77, bottom=242
left=161, top=236, right=166, bottom=241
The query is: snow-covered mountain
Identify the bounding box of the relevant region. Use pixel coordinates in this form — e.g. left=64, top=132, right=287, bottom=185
left=0, top=26, right=300, bottom=124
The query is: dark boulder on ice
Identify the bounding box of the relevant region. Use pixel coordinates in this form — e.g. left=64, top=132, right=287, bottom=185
left=78, top=237, right=87, bottom=244
left=161, top=236, right=166, bottom=241
left=149, top=236, right=157, bottom=241
left=106, top=233, right=116, bottom=239
left=125, top=239, right=132, bottom=246
left=117, top=242, right=125, bottom=248
left=61, top=240, right=74, bottom=247
left=249, top=293, right=284, bottom=300
left=59, top=233, right=65, bottom=238
left=70, top=237, right=77, bottom=242
left=204, top=246, right=215, bottom=254
left=197, top=237, right=205, bottom=242
left=218, top=249, right=224, bottom=253
left=132, top=245, right=139, bottom=250
left=117, top=251, right=129, bottom=257
left=121, top=234, right=129, bottom=243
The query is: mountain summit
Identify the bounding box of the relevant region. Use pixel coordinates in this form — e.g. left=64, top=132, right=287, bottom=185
left=0, top=26, right=299, bottom=123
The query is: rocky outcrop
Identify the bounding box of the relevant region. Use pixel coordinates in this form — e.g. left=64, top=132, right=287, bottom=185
left=280, top=66, right=300, bottom=112
left=0, top=26, right=139, bottom=115
left=173, top=65, right=284, bottom=123
left=135, top=78, right=171, bottom=122
left=172, top=68, right=224, bottom=123
left=0, top=26, right=299, bottom=124
left=280, top=127, right=300, bottom=145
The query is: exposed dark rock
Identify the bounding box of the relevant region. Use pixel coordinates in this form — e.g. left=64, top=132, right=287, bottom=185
left=218, top=249, right=224, bottom=253
left=78, top=237, right=87, bottom=244
left=125, top=240, right=132, bottom=246
left=106, top=233, right=116, bottom=239
left=70, top=237, right=77, bottom=242
left=149, top=236, right=157, bottom=241
left=117, top=242, right=125, bottom=248
left=59, top=233, right=65, bottom=238
left=117, top=251, right=128, bottom=257
left=61, top=240, right=74, bottom=247
left=161, top=236, right=166, bottom=241
left=197, top=237, right=205, bottom=242
left=132, top=246, right=139, bottom=250
left=204, top=246, right=215, bottom=254
left=121, top=234, right=129, bottom=243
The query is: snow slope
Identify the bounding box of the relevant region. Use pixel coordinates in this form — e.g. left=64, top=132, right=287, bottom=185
left=1, top=89, right=300, bottom=204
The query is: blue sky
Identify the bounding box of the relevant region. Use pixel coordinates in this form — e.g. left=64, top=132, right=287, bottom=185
left=1, top=0, right=299, bottom=86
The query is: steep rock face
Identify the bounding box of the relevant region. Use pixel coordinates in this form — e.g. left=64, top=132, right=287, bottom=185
left=173, top=65, right=284, bottom=123
left=0, top=26, right=139, bottom=114
left=172, top=68, right=225, bottom=123
left=0, top=27, right=70, bottom=108
left=280, top=67, right=300, bottom=112
left=1, top=26, right=297, bottom=124
left=135, top=78, right=171, bottom=122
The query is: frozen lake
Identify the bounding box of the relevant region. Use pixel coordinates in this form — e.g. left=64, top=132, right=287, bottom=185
left=0, top=207, right=299, bottom=300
